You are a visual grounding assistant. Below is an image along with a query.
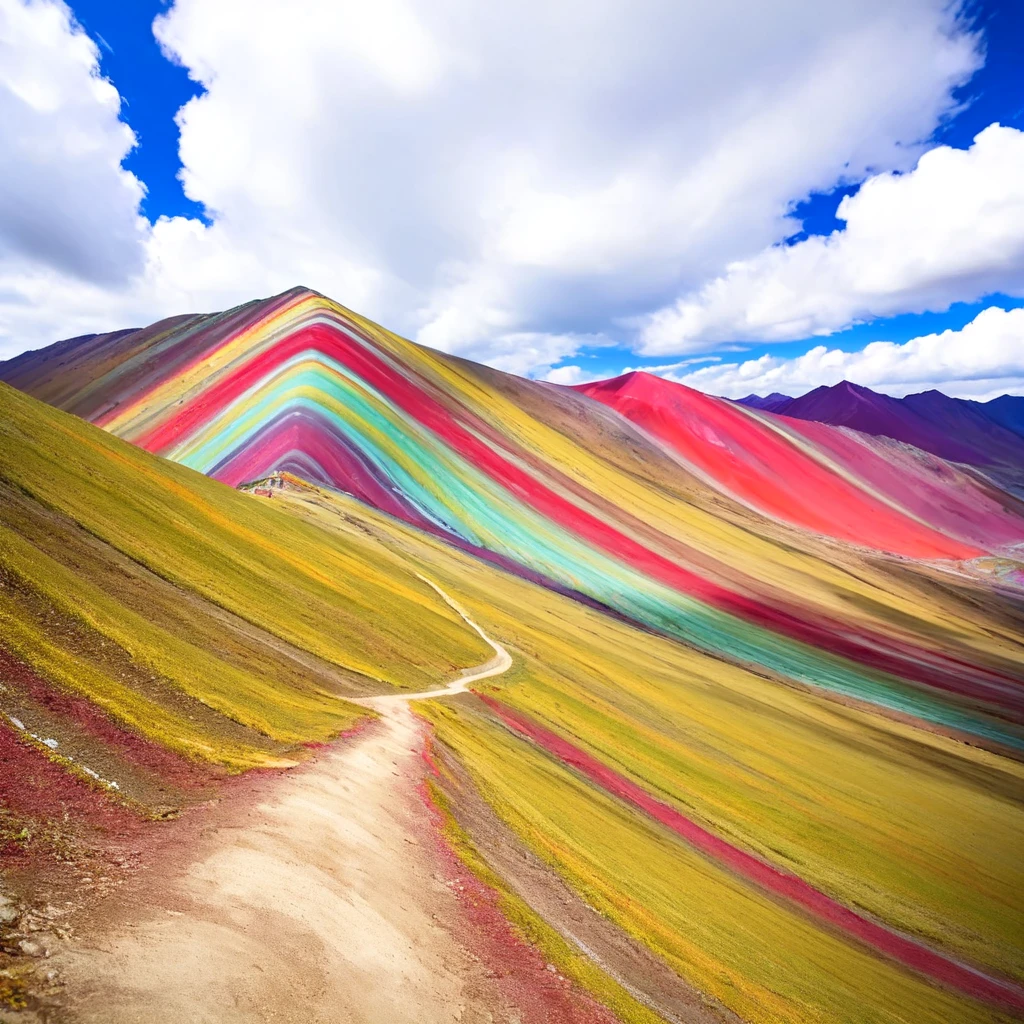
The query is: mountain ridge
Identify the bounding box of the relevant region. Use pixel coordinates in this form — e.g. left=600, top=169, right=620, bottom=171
left=737, top=380, right=1024, bottom=490
left=4, top=286, right=1024, bottom=748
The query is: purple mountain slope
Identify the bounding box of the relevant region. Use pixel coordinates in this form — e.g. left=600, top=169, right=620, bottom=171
left=980, top=394, right=1024, bottom=439
left=902, top=390, right=1024, bottom=466
left=772, top=380, right=1024, bottom=495
left=780, top=381, right=983, bottom=463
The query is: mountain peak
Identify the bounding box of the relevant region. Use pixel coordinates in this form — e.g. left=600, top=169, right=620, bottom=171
left=782, top=378, right=1024, bottom=472
left=736, top=392, right=793, bottom=412
left=832, top=379, right=879, bottom=399
left=580, top=369, right=672, bottom=396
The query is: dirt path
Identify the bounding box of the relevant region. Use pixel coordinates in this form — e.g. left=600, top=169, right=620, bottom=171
left=49, top=578, right=526, bottom=1024
left=358, top=574, right=512, bottom=706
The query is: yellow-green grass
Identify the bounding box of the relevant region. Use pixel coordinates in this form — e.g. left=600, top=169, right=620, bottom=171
left=0, top=480, right=359, bottom=702
left=0, top=383, right=493, bottom=768
left=485, top=637, right=1024, bottom=984
left=288, top=485, right=1024, bottom=1000
left=0, top=383, right=490, bottom=691
left=426, top=702, right=1018, bottom=1024
left=443, top=590, right=1024, bottom=989
left=0, top=586, right=285, bottom=769
left=5, top=365, right=1021, bottom=1019
left=1, top=527, right=356, bottom=745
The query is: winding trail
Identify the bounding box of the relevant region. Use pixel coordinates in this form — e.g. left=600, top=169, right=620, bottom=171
left=51, top=575, right=525, bottom=1024
left=357, top=573, right=512, bottom=706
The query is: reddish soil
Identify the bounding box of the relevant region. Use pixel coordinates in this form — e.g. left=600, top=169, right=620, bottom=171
left=420, top=774, right=621, bottom=1024
left=0, top=720, right=145, bottom=864
left=0, top=647, right=218, bottom=794
left=425, top=724, right=741, bottom=1024
left=12, top=702, right=632, bottom=1024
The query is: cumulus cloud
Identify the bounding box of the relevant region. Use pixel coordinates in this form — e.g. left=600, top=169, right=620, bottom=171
left=546, top=356, right=722, bottom=386
left=0, top=0, right=987, bottom=375
left=661, top=305, right=1024, bottom=400
left=640, top=125, right=1024, bottom=353
left=469, top=331, right=615, bottom=378
left=0, top=0, right=146, bottom=284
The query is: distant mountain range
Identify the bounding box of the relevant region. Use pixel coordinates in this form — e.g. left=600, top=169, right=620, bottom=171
left=736, top=380, right=1024, bottom=495
left=736, top=391, right=793, bottom=412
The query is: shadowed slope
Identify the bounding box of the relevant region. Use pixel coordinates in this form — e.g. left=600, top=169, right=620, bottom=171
left=736, top=391, right=792, bottom=412
left=903, top=389, right=1024, bottom=462
left=983, top=394, right=1024, bottom=438
left=740, top=384, right=1024, bottom=451
left=783, top=381, right=984, bottom=462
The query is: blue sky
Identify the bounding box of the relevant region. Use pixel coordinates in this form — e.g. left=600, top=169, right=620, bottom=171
left=66, top=0, right=205, bottom=223
left=2, top=0, right=1023, bottom=397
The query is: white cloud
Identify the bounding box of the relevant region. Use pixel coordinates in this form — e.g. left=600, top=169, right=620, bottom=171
left=0, top=0, right=987, bottom=376
left=0, top=0, right=145, bottom=284
left=641, top=124, right=1024, bottom=353
left=479, top=331, right=616, bottom=378
left=623, top=356, right=723, bottom=375
left=546, top=355, right=722, bottom=386
left=661, top=305, right=1024, bottom=400
left=544, top=365, right=593, bottom=386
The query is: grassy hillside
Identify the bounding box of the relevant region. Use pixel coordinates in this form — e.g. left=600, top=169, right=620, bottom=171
left=13, top=288, right=1021, bottom=750
left=0, top=382, right=491, bottom=778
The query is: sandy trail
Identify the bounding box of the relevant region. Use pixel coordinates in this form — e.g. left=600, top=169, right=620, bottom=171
left=53, top=577, right=517, bottom=1024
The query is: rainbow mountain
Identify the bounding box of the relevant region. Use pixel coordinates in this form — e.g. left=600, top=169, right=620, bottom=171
left=3, top=285, right=1023, bottom=751
left=3, top=286, right=1024, bottom=1023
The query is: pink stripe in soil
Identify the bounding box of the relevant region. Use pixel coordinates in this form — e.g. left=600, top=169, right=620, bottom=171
left=479, top=694, right=1024, bottom=1013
